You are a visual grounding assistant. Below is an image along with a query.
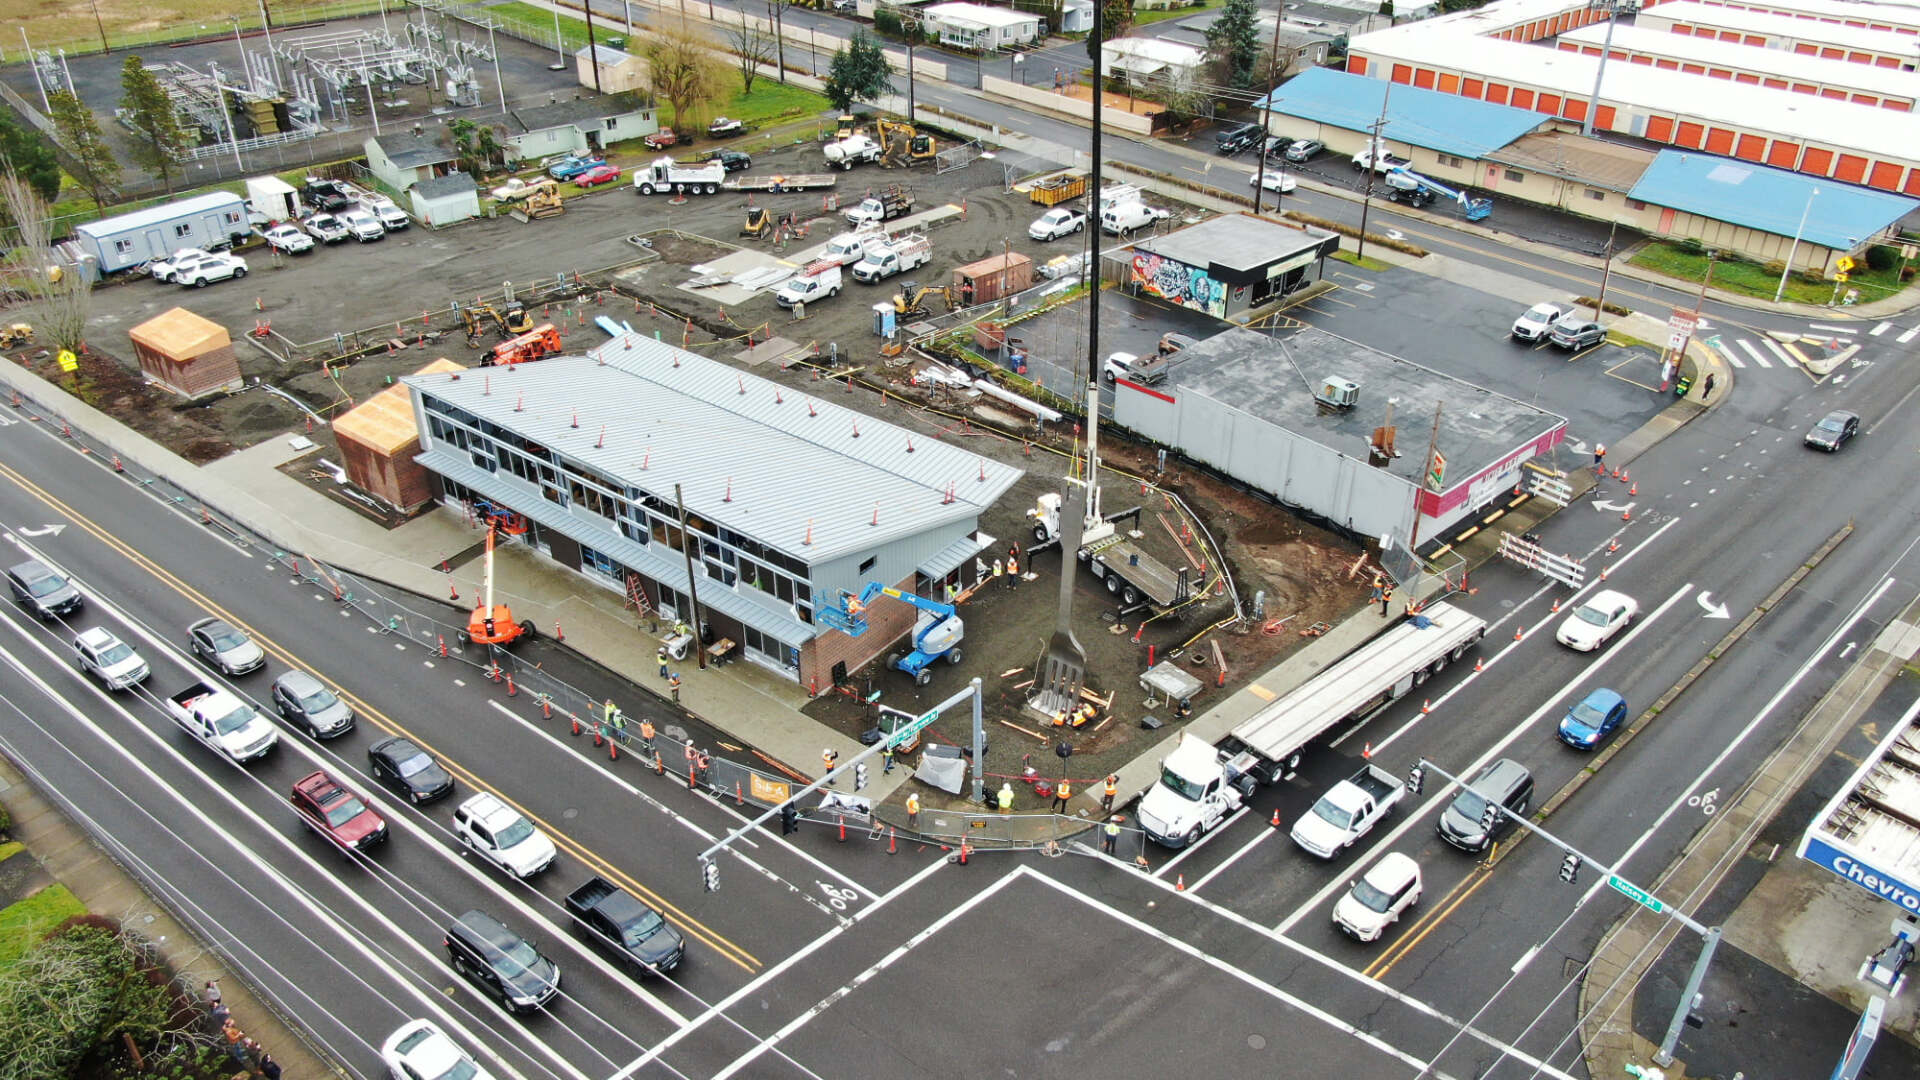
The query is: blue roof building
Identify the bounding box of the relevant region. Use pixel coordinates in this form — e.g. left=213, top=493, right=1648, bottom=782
left=1253, top=67, right=1548, bottom=160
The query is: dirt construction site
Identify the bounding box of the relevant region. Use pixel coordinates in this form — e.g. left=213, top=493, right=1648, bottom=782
left=16, top=123, right=1370, bottom=804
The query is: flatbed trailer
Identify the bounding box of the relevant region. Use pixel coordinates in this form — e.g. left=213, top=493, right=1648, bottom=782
left=724, top=173, right=837, bottom=192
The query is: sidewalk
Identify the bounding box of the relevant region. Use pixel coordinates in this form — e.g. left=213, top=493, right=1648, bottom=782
left=0, top=754, right=343, bottom=1078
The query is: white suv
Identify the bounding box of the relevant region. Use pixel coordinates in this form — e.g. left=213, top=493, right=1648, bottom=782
left=73, top=627, right=150, bottom=690
left=452, top=793, right=557, bottom=878
left=146, top=248, right=214, bottom=283
left=172, top=251, right=248, bottom=287
left=340, top=210, right=386, bottom=242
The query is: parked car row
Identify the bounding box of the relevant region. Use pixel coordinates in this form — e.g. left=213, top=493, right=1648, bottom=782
left=1510, top=300, right=1606, bottom=351
left=1213, top=121, right=1327, bottom=165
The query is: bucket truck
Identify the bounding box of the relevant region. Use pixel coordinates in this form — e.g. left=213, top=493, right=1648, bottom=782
left=1382, top=167, right=1492, bottom=222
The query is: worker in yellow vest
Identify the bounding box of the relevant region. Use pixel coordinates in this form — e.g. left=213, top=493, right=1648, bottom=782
left=997, top=782, right=1014, bottom=813
left=1051, top=779, right=1072, bottom=814
left=1103, top=775, right=1119, bottom=813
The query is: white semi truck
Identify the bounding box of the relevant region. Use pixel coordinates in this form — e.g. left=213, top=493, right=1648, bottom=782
left=1136, top=601, right=1486, bottom=848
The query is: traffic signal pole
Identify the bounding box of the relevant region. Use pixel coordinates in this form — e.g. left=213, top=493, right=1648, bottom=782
left=1407, top=757, right=1717, bottom=1071
left=697, top=678, right=984, bottom=882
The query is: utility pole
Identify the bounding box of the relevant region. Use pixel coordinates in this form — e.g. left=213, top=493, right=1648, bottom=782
left=1354, top=76, right=1393, bottom=263
left=582, top=0, right=602, bottom=94
left=1252, top=9, right=1285, bottom=215
left=1405, top=402, right=1442, bottom=556
left=771, top=1, right=787, bottom=83
left=907, top=43, right=916, bottom=119
left=1593, top=219, right=1617, bottom=318
left=1581, top=0, right=1620, bottom=137
left=89, top=0, right=109, bottom=53
left=673, top=483, right=709, bottom=670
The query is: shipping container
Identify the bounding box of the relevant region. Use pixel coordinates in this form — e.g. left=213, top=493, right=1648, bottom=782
left=951, top=252, right=1033, bottom=304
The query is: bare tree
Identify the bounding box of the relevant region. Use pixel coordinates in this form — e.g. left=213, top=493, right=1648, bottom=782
left=723, top=15, right=777, bottom=95
left=642, top=21, right=729, bottom=135
left=2, top=170, right=95, bottom=355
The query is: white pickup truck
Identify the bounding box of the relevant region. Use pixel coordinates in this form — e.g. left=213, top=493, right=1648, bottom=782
left=165, top=680, right=279, bottom=763
left=1290, top=763, right=1406, bottom=858
left=851, top=234, right=931, bottom=283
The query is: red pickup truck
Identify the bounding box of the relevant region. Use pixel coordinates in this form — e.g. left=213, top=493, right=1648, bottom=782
left=292, top=771, right=387, bottom=854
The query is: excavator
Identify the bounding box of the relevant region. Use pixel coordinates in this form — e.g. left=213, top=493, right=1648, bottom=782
left=875, top=120, right=937, bottom=168
left=464, top=504, right=536, bottom=649
left=461, top=303, right=535, bottom=346
left=892, top=280, right=957, bottom=317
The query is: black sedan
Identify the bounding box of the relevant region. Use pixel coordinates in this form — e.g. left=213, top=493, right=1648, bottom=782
left=706, top=149, right=753, bottom=172
left=367, top=736, right=454, bottom=803
left=1805, top=409, right=1860, bottom=451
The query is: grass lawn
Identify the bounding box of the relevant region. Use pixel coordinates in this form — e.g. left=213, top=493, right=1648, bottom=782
left=1629, top=242, right=1914, bottom=307
left=1332, top=249, right=1393, bottom=271
left=1131, top=1, right=1223, bottom=26
left=488, top=0, right=597, bottom=52
left=0, top=884, right=86, bottom=968
left=712, top=82, right=834, bottom=129
left=13, top=0, right=384, bottom=55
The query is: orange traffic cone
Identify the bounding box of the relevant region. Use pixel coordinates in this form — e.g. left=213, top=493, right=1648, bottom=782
left=1176, top=873, right=1186, bottom=892
left=1271, top=809, right=1282, bottom=827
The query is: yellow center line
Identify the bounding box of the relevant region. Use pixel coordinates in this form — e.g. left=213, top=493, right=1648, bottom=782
left=1364, top=863, right=1498, bottom=981
left=0, top=462, right=761, bottom=972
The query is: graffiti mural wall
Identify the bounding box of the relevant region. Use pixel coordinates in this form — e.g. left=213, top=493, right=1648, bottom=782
left=1131, top=252, right=1227, bottom=317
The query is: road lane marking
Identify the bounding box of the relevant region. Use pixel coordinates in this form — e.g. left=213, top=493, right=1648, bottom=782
left=1151, top=805, right=1249, bottom=877
left=1187, top=820, right=1279, bottom=893
left=0, top=462, right=761, bottom=973
left=1274, top=582, right=1699, bottom=937
left=0, top=631, right=557, bottom=1080
left=607, top=856, right=950, bottom=1080
left=1870, top=322, right=1892, bottom=336
left=1900, top=326, right=1920, bottom=343
left=1033, top=867, right=1579, bottom=1080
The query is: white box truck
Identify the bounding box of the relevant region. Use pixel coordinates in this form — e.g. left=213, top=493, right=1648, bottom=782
left=1135, top=601, right=1486, bottom=847
left=244, top=176, right=300, bottom=224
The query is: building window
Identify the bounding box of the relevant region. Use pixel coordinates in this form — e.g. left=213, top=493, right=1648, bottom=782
left=1627, top=198, right=1648, bottom=210
left=223, top=211, right=241, bottom=225
left=1585, top=188, right=1606, bottom=201
left=1438, top=154, right=1464, bottom=168
left=858, top=555, right=877, bottom=574
left=173, top=223, right=193, bottom=238
left=1504, top=169, right=1527, bottom=183
left=113, top=238, right=134, bottom=254
left=580, top=545, right=621, bottom=582
left=605, top=118, right=618, bottom=129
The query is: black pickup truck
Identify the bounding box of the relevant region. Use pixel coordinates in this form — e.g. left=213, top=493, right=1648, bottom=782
left=564, top=876, right=685, bottom=976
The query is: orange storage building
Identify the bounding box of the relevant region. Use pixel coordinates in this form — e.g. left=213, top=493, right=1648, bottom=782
left=332, top=358, right=466, bottom=513
left=127, top=308, right=242, bottom=399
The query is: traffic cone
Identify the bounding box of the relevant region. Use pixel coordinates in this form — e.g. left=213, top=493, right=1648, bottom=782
left=1621, top=508, right=1632, bottom=521
left=609, top=738, right=619, bottom=762
left=1608, top=539, right=1620, bottom=554
left=1514, top=625, right=1525, bottom=641
left=1271, top=809, right=1282, bottom=827
left=1628, top=482, right=1638, bottom=496
left=1176, top=873, right=1186, bottom=892
left=1362, top=741, right=1373, bottom=759
left=838, top=814, right=847, bottom=843
left=570, top=714, right=581, bottom=736
left=1421, top=699, right=1432, bottom=714
left=736, top=782, right=744, bottom=806
left=1601, top=565, right=1610, bottom=580
left=1551, top=597, right=1561, bottom=613
left=1474, top=657, right=1485, bottom=672
left=593, top=725, right=603, bottom=747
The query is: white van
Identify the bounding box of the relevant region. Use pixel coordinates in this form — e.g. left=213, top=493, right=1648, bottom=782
left=1101, top=202, right=1166, bottom=236
left=775, top=264, right=843, bottom=307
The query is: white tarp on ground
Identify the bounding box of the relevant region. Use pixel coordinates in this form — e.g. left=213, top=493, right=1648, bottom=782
left=915, top=744, right=968, bottom=794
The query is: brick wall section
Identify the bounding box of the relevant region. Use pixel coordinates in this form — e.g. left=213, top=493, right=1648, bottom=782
left=336, top=434, right=437, bottom=512
left=799, top=574, right=919, bottom=689
left=132, top=340, right=242, bottom=399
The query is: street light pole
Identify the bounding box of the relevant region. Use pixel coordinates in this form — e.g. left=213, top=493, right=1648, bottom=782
left=1252, top=9, right=1284, bottom=215
left=1580, top=0, right=1620, bottom=138
left=1774, top=187, right=1818, bottom=303
left=1593, top=219, right=1617, bottom=318
left=1354, top=77, right=1394, bottom=263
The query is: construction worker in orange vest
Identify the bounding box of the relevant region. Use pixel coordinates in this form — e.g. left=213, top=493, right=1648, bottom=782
left=1051, top=779, right=1072, bottom=814
left=823, top=747, right=839, bottom=785
left=639, top=718, right=656, bottom=756
left=1102, top=775, right=1119, bottom=813
left=906, top=792, right=920, bottom=829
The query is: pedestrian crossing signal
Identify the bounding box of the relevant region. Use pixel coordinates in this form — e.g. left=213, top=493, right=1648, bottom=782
left=701, top=858, right=720, bottom=892
left=854, top=762, right=869, bottom=791
left=1405, top=764, right=1426, bottom=795
left=780, top=802, right=799, bottom=835
left=1559, top=853, right=1581, bottom=884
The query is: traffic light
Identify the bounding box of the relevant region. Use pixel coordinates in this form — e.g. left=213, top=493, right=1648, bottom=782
left=701, top=858, right=720, bottom=892
left=1405, top=763, right=1426, bottom=795
left=1559, top=853, right=1582, bottom=884
left=1479, top=800, right=1502, bottom=835
left=855, top=762, right=869, bottom=791
left=780, top=802, right=799, bottom=835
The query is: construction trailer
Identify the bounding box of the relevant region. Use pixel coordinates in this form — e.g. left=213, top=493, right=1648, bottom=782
left=74, top=192, right=249, bottom=277
left=244, top=176, right=301, bottom=223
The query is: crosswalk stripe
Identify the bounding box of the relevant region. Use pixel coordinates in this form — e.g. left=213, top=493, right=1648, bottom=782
left=1808, top=323, right=1853, bottom=333
left=1901, top=327, right=1920, bottom=343
left=1712, top=340, right=1745, bottom=368
left=1739, top=339, right=1770, bottom=367
left=1762, top=339, right=1795, bottom=367
left=1870, top=322, right=1892, bottom=336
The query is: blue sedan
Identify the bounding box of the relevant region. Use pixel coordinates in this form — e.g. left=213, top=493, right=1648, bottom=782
left=1559, top=688, right=1628, bottom=750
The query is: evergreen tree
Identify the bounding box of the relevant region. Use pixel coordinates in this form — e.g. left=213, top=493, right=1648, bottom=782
left=0, top=111, right=61, bottom=204
left=823, top=31, right=894, bottom=113
left=1205, top=0, right=1265, bottom=92
left=119, top=56, right=191, bottom=193
left=47, top=90, right=118, bottom=210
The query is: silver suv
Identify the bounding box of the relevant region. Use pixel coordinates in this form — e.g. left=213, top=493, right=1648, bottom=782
left=271, top=669, right=354, bottom=738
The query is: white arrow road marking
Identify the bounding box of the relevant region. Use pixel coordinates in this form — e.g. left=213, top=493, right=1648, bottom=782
left=1697, top=592, right=1731, bottom=619
left=16, top=524, right=65, bottom=538
left=1593, top=500, right=1636, bottom=513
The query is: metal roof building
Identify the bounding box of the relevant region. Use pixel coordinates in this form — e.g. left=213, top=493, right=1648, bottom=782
left=1800, top=692, right=1920, bottom=916
left=1253, top=67, right=1550, bottom=160
left=1556, top=22, right=1919, bottom=111
left=1112, top=326, right=1566, bottom=550
left=1643, top=0, right=1920, bottom=40
left=1630, top=150, right=1919, bottom=253
left=405, top=333, right=1022, bottom=686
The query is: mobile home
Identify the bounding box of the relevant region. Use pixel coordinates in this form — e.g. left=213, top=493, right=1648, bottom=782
left=73, top=192, right=249, bottom=276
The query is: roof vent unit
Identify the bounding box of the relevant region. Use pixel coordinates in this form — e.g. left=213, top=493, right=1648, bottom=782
left=1315, top=376, right=1359, bottom=411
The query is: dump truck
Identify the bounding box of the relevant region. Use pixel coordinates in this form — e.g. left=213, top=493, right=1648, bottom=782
left=851, top=234, right=931, bottom=283
left=844, top=186, right=914, bottom=227
left=565, top=877, right=685, bottom=976
left=1135, top=601, right=1486, bottom=847
left=166, top=680, right=279, bottom=763
left=634, top=157, right=726, bottom=196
